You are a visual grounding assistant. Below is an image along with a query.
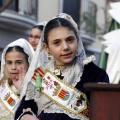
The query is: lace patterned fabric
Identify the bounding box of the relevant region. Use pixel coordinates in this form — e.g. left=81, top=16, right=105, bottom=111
left=0, top=103, right=13, bottom=120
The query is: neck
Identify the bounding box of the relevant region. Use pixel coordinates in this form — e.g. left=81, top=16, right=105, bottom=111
left=54, top=61, right=74, bottom=70
left=55, top=62, right=66, bottom=70
left=55, top=63, right=66, bottom=66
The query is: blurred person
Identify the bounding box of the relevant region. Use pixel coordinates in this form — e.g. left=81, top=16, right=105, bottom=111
left=29, top=22, right=46, bottom=51
left=0, top=38, right=34, bottom=120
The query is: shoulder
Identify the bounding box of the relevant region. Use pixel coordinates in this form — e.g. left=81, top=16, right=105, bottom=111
left=84, top=62, right=106, bottom=73
left=82, top=55, right=106, bottom=74
left=82, top=62, right=109, bottom=83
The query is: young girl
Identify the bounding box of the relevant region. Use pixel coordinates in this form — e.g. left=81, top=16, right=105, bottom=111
left=0, top=38, right=34, bottom=120
left=29, top=22, right=46, bottom=51
left=15, top=13, right=109, bottom=120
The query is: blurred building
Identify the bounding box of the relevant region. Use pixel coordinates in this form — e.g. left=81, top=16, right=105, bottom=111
left=0, top=0, right=38, bottom=60
left=0, top=0, right=110, bottom=65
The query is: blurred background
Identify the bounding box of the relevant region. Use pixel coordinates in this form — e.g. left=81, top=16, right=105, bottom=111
left=0, top=0, right=119, bottom=66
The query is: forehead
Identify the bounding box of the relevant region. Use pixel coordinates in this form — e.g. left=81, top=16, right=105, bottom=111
left=48, top=27, right=75, bottom=40
left=30, top=28, right=42, bottom=34
left=5, top=51, right=26, bottom=60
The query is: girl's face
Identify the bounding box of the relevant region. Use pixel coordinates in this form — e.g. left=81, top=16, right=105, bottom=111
left=29, top=28, right=42, bottom=50
left=5, top=51, right=29, bottom=82
left=44, top=27, right=78, bottom=66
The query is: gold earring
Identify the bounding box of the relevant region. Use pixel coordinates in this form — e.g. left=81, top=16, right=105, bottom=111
left=48, top=52, right=51, bottom=55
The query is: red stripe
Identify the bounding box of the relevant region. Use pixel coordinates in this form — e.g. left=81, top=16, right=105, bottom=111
left=61, top=89, right=66, bottom=93
left=38, top=68, right=44, bottom=75
left=58, top=95, right=64, bottom=98
left=58, top=89, right=66, bottom=98
left=36, top=68, right=44, bottom=77
left=32, top=68, right=45, bottom=81
left=59, top=91, right=66, bottom=96
left=32, top=75, right=36, bottom=81
left=7, top=97, right=13, bottom=104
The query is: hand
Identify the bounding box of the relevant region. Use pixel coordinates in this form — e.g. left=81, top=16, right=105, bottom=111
left=12, top=66, right=26, bottom=91
left=21, top=114, right=40, bottom=120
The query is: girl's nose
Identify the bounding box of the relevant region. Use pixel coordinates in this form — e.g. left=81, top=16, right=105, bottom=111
left=29, top=35, right=36, bottom=42
left=63, top=42, right=69, bottom=51
left=31, top=37, right=36, bottom=42
left=11, top=64, right=16, bottom=69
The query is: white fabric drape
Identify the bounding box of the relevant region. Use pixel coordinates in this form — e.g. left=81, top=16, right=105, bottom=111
left=102, top=29, right=120, bottom=84
left=109, top=2, right=120, bottom=24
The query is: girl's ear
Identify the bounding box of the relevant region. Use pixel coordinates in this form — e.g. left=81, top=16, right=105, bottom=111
left=43, top=43, right=50, bottom=53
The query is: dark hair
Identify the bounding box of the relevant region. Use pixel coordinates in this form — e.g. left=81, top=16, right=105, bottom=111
left=32, top=25, right=44, bottom=31
left=5, top=46, right=29, bottom=63
left=44, top=18, right=78, bottom=45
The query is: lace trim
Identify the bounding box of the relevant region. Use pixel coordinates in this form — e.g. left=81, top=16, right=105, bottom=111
left=17, top=108, right=35, bottom=120
left=0, top=102, right=13, bottom=119
left=83, top=55, right=96, bottom=65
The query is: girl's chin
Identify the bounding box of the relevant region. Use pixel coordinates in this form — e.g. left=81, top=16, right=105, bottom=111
left=10, top=75, right=18, bottom=81
left=62, top=59, right=74, bottom=64
left=11, top=79, right=19, bottom=83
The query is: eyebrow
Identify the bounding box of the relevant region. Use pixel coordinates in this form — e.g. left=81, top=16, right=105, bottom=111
left=6, top=59, right=23, bottom=62
left=52, top=35, right=75, bottom=41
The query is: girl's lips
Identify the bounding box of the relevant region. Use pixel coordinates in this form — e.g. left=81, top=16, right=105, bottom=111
left=61, top=53, right=72, bottom=58
left=10, top=73, right=19, bottom=80
left=32, top=44, right=37, bottom=47
left=10, top=73, right=19, bottom=75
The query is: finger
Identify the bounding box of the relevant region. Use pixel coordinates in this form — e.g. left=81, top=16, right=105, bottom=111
left=18, top=66, right=25, bottom=80
left=20, top=66, right=26, bottom=80
left=12, top=74, right=18, bottom=81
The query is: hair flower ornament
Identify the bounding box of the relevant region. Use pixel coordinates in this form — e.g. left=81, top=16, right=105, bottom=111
left=54, top=13, right=78, bottom=30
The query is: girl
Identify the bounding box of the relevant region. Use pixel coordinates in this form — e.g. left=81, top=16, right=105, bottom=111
left=15, top=13, right=109, bottom=120
left=29, top=22, right=46, bottom=50
left=0, top=38, right=34, bottom=120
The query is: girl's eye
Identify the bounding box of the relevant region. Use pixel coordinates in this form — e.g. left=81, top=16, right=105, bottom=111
left=68, top=38, right=73, bottom=42
left=29, top=35, right=40, bottom=39
left=6, top=61, right=12, bottom=65
left=53, top=40, right=60, bottom=45
left=17, top=61, right=23, bottom=64
left=67, top=37, right=75, bottom=42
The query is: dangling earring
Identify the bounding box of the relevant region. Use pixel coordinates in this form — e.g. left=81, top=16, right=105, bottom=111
left=76, top=51, right=78, bottom=56
left=48, top=52, right=51, bottom=55
left=47, top=52, right=52, bottom=60
left=75, top=45, right=79, bottom=56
